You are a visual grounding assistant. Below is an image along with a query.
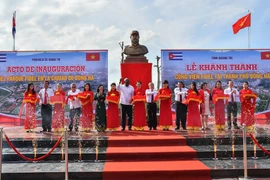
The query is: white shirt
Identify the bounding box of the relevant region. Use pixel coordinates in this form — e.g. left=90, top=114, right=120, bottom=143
left=39, top=88, right=54, bottom=105
left=145, top=89, right=158, bottom=103
left=67, top=89, right=81, bottom=109
left=117, top=84, right=134, bottom=105
left=224, top=87, right=239, bottom=102
left=174, top=87, right=188, bottom=102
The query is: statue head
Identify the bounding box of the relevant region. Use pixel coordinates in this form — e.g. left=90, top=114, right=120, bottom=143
left=123, top=30, right=149, bottom=58
left=130, top=30, right=140, bottom=47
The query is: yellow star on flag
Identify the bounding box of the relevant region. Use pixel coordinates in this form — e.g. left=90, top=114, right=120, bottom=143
left=266, top=54, right=270, bottom=58
left=239, top=21, right=245, bottom=27
left=91, top=55, right=96, bottom=59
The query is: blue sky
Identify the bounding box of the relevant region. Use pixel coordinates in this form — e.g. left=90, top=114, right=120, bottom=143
left=0, top=0, right=269, bottom=86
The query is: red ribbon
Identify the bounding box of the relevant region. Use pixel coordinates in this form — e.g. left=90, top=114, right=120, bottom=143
left=5, top=134, right=63, bottom=162
left=249, top=133, right=270, bottom=155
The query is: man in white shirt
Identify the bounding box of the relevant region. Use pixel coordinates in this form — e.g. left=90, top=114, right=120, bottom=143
left=117, top=78, right=134, bottom=131
left=145, top=82, right=158, bottom=130
left=174, top=81, right=188, bottom=130
left=67, top=83, right=81, bottom=132
left=224, top=80, right=240, bottom=129
left=39, top=81, right=54, bottom=132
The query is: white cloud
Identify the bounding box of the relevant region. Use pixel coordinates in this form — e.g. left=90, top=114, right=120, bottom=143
left=139, top=6, right=149, bottom=11
left=155, top=18, right=163, bottom=24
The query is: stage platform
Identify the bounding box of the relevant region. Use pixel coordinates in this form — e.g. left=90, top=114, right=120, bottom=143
left=1, top=124, right=270, bottom=180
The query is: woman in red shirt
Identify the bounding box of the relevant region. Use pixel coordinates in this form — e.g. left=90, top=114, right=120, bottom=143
left=187, top=82, right=202, bottom=130
left=240, top=82, right=256, bottom=130
left=158, top=80, right=172, bottom=130
left=23, top=83, right=38, bottom=132
left=107, top=83, right=120, bottom=130
left=79, top=83, right=94, bottom=132
left=52, top=83, right=66, bottom=132
left=212, top=81, right=226, bottom=130
left=133, top=81, right=146, bottom=130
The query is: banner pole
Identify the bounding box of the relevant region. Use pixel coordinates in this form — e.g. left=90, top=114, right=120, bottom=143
left=0, top=127, right=3, bottom=180
left=65, top=127, right=68, bottom=180
left=243, top=124, right=248, bottom=178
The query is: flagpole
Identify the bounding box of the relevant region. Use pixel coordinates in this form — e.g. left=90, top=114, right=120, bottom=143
left=13, top=35, right=15, bottom=51
left=248, top=10, right=250, bottom=49
left=13, top=11, right=16, bottom=51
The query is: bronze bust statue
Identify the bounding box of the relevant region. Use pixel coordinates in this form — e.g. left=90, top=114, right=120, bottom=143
left=123, top=30, right=148, bottom=58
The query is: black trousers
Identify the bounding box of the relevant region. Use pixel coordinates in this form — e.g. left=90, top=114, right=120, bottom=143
left=175, top=102, right=187, bottom=129
left=147, top=103, right=157, bottom=129
left=41, top=104, right=52, bottom=131
left=121, top=104, right=133, bottom=129
left=69, top=108, right=81, bottom=130
left=227, top=102, right=237, bottom=127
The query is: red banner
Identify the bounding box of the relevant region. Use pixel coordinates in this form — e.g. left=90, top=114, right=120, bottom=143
left=106, top=96, right=119, bottom=104
left=132, top=95, right=146, bottom=102
left=50, top=95, right=66, bottom=105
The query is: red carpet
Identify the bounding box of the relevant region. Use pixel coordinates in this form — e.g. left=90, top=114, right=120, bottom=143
left=103, top=130, right=211, bottom=180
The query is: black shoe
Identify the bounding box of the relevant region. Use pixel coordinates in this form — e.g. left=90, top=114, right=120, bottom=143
left=48, top=129, right=52, bottom=132
left=175, top=127, right=180, bottom=130
left=234, top=126, right=240, bottom=129
left=182, top=127, right=187, bottom=130
left=121, top=128, right=125, bottom=131
left=128, top=128, right=132, bottom=131
left=153, top=128, right=157, bottom=130
left=40, top=129, right=47, bottom=133
left=228, top=126, right=231, bottom=130
left=148, top=128, right=152, bottom=130
left=75, top=127, right=79, bottom=132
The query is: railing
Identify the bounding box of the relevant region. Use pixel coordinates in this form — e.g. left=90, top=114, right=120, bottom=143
left=0, top=127, right=69, bottom=180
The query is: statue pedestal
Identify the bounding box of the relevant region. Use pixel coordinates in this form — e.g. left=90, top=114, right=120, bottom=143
left=123, top=56, right=148, bottom=63
left=120, top=58, right=152, bottom=90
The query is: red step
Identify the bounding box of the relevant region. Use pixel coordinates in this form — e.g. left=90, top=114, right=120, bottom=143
left=103, top=160, right=211, bottom=180
left=106, top=146, right=197, bottom=161
left=108, top=131, right=187, bottom=147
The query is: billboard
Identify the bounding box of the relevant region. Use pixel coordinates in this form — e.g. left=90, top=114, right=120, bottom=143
left=0, top=50, right=108, bottom=123
left=161, top=49, right=270, bottom=114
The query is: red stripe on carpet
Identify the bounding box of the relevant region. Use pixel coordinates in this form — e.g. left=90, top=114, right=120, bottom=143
left=106, top=146, right=197, bottom=161
left=103, top=160, right=211, bottom=180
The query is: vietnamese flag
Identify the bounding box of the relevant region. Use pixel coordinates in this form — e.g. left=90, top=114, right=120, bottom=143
left=86, top=53, right=100, bottom=61
left=232, top=13, right=251, bottom=34
left=261, top=52, right=270, bottom=60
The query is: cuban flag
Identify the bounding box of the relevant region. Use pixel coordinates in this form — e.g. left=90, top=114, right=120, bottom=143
left=169, top=52, right=183, bottom=60
left=12, top=11, right=16, bottom=39
left=0, top=54, right=7, bottom=62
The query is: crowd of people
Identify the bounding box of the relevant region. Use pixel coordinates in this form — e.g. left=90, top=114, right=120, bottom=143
left=21, top=79, right=257, bottom=133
